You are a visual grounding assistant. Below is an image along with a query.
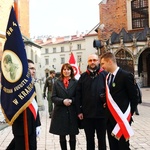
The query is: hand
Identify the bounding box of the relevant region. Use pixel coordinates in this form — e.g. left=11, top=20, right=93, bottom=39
left=43, top=93, right=46, bottom=99
left=78, top=113, right=83, bottom=120
left=103, top=103, right=106, bottom=108
left=36, top=126, right=41, bottom=137
left=63, top=99, right=72, bottom=106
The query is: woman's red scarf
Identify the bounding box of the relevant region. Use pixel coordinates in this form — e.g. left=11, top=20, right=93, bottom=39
left=63, top=77, right=70, bottom=88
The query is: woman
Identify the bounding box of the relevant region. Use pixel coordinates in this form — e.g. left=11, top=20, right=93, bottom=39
left=49, top=63, right=79, bottom=150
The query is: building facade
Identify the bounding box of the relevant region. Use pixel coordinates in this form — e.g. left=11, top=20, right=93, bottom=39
left=40, top=28, right=98, bottom=79
left=97, top=0, right=150, bottom=87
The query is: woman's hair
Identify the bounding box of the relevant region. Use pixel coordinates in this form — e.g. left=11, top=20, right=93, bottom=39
left=60, top=63, right=74, bottom=79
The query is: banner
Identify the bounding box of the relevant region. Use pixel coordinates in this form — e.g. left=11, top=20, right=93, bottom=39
left=69, top=52, right=80, bottom=80
left=1, top=7, right=36, bottom=125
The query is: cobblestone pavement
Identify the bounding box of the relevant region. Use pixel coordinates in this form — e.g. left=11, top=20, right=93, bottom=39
left=0, top=88, right=150, bottom=150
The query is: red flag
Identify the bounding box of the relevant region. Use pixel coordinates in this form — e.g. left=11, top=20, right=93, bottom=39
left=69, top=52, right=80, bottom=80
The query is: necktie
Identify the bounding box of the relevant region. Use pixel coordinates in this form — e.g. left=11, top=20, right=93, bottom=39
left=109, top=74, right=114, bottom=88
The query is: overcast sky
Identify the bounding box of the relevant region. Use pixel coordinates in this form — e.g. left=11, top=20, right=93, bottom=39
left=29, top=0, right=101, bottom=37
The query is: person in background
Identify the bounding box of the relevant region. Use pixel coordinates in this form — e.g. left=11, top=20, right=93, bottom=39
left=100, top=52, right=138, bottom=150
left=43, top=70, right=57, bottom=118
left=134, top=82, right=142, bottom=115
left=76, top=54, right=107, bottom=150
left=6, top=59, right=41, bottom=150
left=49, top=63, right=79, bottom=150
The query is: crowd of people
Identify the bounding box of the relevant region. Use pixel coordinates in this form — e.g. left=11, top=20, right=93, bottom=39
left=1, top=52, right=140, bottom=150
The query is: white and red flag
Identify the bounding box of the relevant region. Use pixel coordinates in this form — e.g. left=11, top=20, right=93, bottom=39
left=69, top=52, right=80, bottom=80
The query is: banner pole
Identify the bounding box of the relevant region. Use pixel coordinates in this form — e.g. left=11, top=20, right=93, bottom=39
left=23, top=110, right=29, bottom=150
left=14, top=1, right=29, bottom=150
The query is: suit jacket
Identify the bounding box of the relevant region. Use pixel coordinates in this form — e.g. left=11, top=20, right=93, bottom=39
left=107, top=68, right=138, bottom=126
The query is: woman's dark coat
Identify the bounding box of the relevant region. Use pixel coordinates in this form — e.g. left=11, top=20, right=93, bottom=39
left=49, top=78, right=79, bottom=135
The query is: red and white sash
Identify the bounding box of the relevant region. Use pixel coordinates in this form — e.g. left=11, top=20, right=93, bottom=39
left=28, top=98, right=38, bottom=120
left=105, top=75, right=134, bottom=140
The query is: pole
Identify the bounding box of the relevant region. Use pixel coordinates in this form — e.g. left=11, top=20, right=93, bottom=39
left=14, top=0, right=18, bottom=20
left=14, top=1, right=29, bottom=150
left=23, top=110, right=29, bottom=150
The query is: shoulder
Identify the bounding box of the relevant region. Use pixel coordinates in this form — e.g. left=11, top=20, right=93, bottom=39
left=79, top=71, right=88, bottom=78
left=45, top=77, right=50, bottom=81
left=118, top=69, right=134, bottom=82
left=72, top=78, right=78, bottom=83
left=100, top=69, right=108, bottom=76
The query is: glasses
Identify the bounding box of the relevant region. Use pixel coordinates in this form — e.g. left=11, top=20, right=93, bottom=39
left=29, top=67, right=36, bottom=71
left=88, top=59, right=98, bottom=62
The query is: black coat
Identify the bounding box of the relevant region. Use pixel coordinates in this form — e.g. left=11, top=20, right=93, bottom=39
left=75, top=69, right=107, bottom=118
left=12, top=108, right=41, bottom=136
left=107, top=68, right=138, bottom=126
left=49, top=78, right=79, bottom=135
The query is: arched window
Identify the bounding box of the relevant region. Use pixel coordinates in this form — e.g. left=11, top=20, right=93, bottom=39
left=116, top=50, right=134, bottom=73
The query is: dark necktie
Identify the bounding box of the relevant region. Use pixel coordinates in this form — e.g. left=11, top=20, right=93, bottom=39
left=109, top=74, right=114, bottom=88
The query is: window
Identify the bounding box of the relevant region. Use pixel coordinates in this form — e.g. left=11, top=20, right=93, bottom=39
left=45, top=58, right=49, bottom=65
left=53, top=58, right=56, bottom=62
left=61, top=57, right=65, bottom=64
left=77, top=44, right=81, bottom=50
left=131, top=0, right=148, bottom=29
left=53, top=48, right=56, bottom=53
left=31, top=50, right=33, bottom=61
left=61, top=47, right=64, bottom=52
left=77, top=55, right=82, bottom=63
left=45, top=48, right=48, bottom=54
left=116, top=50, right=134, bottom=73
left=35, top=54, right=37, bottom=63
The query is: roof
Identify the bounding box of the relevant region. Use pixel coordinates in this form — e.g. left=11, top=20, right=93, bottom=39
left=23, top=35, right=42, bottom=48
left=108, top=27, right=150, bottom=44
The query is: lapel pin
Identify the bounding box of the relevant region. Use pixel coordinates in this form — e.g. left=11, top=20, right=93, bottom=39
left=112, top=83, right=116, bottom=87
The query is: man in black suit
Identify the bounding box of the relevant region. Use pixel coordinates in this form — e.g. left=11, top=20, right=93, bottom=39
left=6, top=59, right=41, bottom=150
left=100, top=52, right=138, bottom=150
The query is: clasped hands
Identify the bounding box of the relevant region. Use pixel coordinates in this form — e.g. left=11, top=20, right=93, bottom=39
left=63, top=99, right=72, bottom=106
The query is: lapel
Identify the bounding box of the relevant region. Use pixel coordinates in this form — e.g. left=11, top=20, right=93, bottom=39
left=67, top=79, right=75, bottom=90
left=113, top=68, right=122, bottom=84
left=109, top=68, right=122, bottom=90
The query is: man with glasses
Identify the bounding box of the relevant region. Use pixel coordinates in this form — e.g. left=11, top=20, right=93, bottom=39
left=76, top=54, right=108, bottom=150
left=6, top=59, right=41, bottom=150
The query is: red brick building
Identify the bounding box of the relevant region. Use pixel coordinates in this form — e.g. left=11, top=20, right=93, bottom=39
left=96, top=0, right=150, bottom=87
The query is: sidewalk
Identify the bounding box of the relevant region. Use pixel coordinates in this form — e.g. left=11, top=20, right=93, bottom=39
left=0, top=88, right=150, bottom=150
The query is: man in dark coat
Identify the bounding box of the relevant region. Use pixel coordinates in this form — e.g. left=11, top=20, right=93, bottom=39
left=100, top=52, right=138, bottom=150
left=76, top=54, right=107, bottom=150
left=6, top=59, right=41, bottom=150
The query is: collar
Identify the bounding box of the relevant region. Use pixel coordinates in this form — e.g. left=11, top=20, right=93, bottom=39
left=111, top=67, right=119, bottom=78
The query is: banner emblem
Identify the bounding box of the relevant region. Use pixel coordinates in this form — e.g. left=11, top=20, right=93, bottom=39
left=2, top=50, right=23, bottom=83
